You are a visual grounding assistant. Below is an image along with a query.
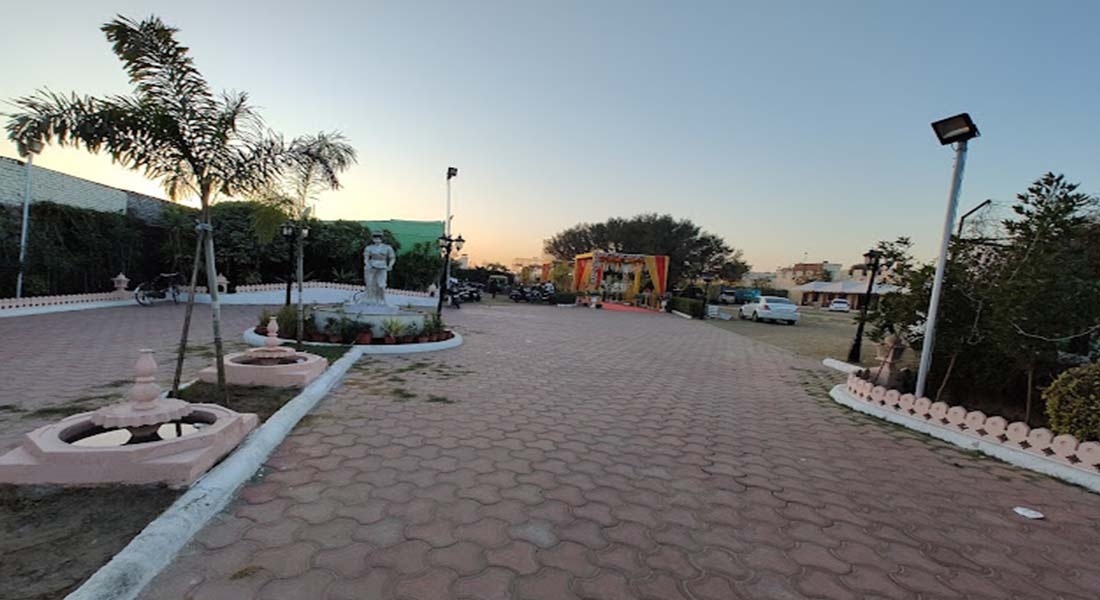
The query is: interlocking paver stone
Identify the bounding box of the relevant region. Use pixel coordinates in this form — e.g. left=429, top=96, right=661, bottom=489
left=135, top=304, right=1100, bottom=599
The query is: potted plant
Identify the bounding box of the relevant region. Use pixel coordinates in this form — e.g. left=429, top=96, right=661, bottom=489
left=338, top=318, right=362, bottom=344
left=324, top=319, right=343, bottom=343
left=256, top=309, right=273, bottom=335
left=426, top=314, right=442, bottom=341
left=398, top=323, right=415, bottom=344
left=382, top=318, right=401, bottom=344
left=354, top=323, right=373, bottom=345
left=416, top=322, right=430, bottom=344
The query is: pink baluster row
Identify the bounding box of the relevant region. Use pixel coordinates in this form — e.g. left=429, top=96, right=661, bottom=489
left=846, top=374, right=1100, bottom=471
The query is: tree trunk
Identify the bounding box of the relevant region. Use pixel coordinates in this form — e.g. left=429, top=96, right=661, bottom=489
left=171, top=228, right=206, bottom=395
left=203, top=222, right=229, bottom=404
left=934, top=351, right=958, bottom=403
left=296, top=231, right=305, bottom=345
left=1024, top=366, right=1035, bottom=424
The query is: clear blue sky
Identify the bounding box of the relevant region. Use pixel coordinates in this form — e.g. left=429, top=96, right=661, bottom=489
left=2, top=0, right=1098, bottom=270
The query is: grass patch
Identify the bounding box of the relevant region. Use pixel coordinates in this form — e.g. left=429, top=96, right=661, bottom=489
left=285, top=342, right=352, bottom=363
left=0, top=404, right=23, bottom=414
left=1, top=483, right=180, bottom=600
left=230, top=565, right=264, bottom=580
left=23, top=403, right=97, bottom=419
left=177, top=382, right=298, bottom=422
left=93, top=379, right=132, bottom=389
left=427, top=395, right=455, bottom=404
left=391, top=360, right=432, bottom=374
left=390, top=387, right=417, bottom=401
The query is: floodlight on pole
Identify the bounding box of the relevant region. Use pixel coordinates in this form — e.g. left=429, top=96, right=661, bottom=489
left=915, top=113, right=980, bottom=399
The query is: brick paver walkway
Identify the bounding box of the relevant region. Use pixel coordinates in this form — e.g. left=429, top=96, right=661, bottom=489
left=0, top=304, right=261, bottom=452
left=126, top=305, right=1098, bottom=598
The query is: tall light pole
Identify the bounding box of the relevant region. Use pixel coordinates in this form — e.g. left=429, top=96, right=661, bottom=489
left=15, top=139, right=44, bottom=298
left=915, top=113, right=980, bottom=398
left=436, top=233, right=465, bottom=318
left=957, top=198, right=992, bottom=237
left=846, top=249, right=881, bottom=364
left=445, top=167, right=458, bottom=288
left=700, top=272, right=715, bottom=319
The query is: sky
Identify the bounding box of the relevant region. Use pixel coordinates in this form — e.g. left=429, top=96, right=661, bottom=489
left=2, top=1, right=1098, bottom=270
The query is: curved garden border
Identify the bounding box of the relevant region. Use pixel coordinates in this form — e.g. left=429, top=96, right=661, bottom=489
left=241, top=327, right=463, bottom=354
left=829, top=371, right=1100, bottom=493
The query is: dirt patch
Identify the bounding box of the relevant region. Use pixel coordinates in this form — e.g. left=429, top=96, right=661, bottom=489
left=177, top=382, right=299, bottom=422
left=0, top=484, right=180, bottom=600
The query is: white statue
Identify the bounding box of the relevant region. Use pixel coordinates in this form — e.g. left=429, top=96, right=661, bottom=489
left=362, top=233, right=396, bottom=305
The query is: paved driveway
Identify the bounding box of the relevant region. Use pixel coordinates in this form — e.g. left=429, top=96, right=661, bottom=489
left=0, top=304, right=262, bottom=452
left=106, top=304, right=1100, bottom=598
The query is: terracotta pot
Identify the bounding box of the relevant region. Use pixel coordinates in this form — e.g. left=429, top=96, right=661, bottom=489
left=355, top=332, right=373, bottom=345
left=400, top=335, right=415, bottom=344
left=417, top=335, right=429, bottom=344
left=327, top=334, right=342, bottom=343
left=384, top=335, right=396, bottom=344
left=309, top=332, right=326, bottom=342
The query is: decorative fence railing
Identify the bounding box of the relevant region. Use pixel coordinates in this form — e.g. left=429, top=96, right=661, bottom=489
left=0, top=290, right=130, bottom=312
left=189, top=281, right=430, bottom=297
left=844, top=374, right=1100, bottom=474
left=0, top=281, right=431, bottom=312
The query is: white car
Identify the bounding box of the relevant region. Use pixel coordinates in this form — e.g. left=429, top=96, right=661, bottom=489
left=738, top=296, right=799, bottom=325
left=828, top=299, right=851, bottom=312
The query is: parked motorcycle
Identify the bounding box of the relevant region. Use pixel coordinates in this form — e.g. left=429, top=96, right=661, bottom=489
left=134, top=272, right=184, bottom=306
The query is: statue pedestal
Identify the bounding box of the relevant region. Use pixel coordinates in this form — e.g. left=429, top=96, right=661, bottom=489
left=313, top=303, right=425, bottom=337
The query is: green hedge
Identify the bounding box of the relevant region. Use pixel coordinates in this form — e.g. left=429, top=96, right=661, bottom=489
left=669, top=296, right=705, bottom=318
left=1043, top=362, right=1100, bottom=441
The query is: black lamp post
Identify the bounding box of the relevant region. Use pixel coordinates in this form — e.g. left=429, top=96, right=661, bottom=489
left=281, top=221, right=295, bottom=306
left=700, top=272, right=715, bottom=319
left=436, top=233, right=465, bottom=318
left=846, top=249, right=882, bottom=364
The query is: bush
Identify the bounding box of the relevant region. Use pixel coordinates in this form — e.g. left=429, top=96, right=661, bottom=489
left=1043, top=362, right=1100, bottom=441
left=669, top=296, right=705, bottom=318
left=550, top=292, right=577, bottom=305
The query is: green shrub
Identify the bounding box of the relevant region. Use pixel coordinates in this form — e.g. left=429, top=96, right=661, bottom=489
left=256, top=308, right=275, bottom=330
left=276, top=304, right=299, bottom=337
left=550, top=292, right=577, bottom=305
left=669, top=296, right=705, bottom=318
left=1043, top=362, right=1100, bottom=441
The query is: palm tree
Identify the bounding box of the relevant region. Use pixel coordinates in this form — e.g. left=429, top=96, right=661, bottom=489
left=5, top=16, right=287, bottom=398
left=253, top=132, right=356, bottom=343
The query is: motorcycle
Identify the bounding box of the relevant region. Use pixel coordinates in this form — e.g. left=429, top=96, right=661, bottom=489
left=134, top=272, right=184, bottom=306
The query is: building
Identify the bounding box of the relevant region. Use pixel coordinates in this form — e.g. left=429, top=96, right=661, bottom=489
left=739, top=271, right=776, bottom=287
left=0, top=155, right=178, bottom=224
left=773, top=262, right=842, bottom=291
left=358, top=219, right=444, bottom=255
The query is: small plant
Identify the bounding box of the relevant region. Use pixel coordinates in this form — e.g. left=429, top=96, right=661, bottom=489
left=382, top=318, right=402, bottom=344
left=323, top=318, right=344, bottom=343
left=338, top=318, right=363, bottom=344
left=276, top=304, right=299, bottom=338
left=1043, top=362, right=1100, bottom=441
left=256, top=309, right=274, bottom=333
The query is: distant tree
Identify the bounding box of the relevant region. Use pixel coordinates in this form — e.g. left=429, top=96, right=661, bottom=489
left=544, top=214, right=749, bottom=284
left=389, top=242, right=442, bottom=291
left=483, top=262, right=510, bottom=272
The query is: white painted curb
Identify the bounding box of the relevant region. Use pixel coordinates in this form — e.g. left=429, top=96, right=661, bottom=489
left=671, top=310, right=694, bottom=319
left=828, top=384, right=1100, bottom=493
left=822, top=358, right=864, bottom=374
left=66, top=346, right=369, bottom=600
left=241, top=327, right=464, bottom=354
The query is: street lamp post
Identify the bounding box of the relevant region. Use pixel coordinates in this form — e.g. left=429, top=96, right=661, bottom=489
left=15, top=139, right=44, bottom=298
left=281, top=222, right=295, bottom=306
left=915, top=113, right=980, bottom=398
left=957, top=198, right=992, bottom=237
left=445, top=167, right=458, bottom=287
left=846, top=249, right=882, bottom=364
left=700, top=272, right=715, bottom=319
left=436, top=233, right=465, bottom=318
left=295, top=224, right=309, bottom=345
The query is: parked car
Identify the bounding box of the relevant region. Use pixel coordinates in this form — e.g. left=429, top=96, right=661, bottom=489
left=738, top=296, right=799, bottom=325
left=828, top=299, right=851, bottom=312
left=717, top=286, right=760, bottom=305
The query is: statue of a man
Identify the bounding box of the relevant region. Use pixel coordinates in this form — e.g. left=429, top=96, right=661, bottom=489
left=362, top=233, right=396, bottom=305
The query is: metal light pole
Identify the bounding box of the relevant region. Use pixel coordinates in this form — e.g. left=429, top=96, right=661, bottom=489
left=16, top=140, right=44, bottom=298
left=281, top=222, right=295, bottom=306
left=916, top=113, right=980, bottom=398
left=700, top=273, right=715, bottom=319
left=957, top=198, right=992, bottom=237
left=436, top=233, right=465, bottom=318
left=846, top=250, right=881, bottom=364
left=444, top=167, right=457, bottom=290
